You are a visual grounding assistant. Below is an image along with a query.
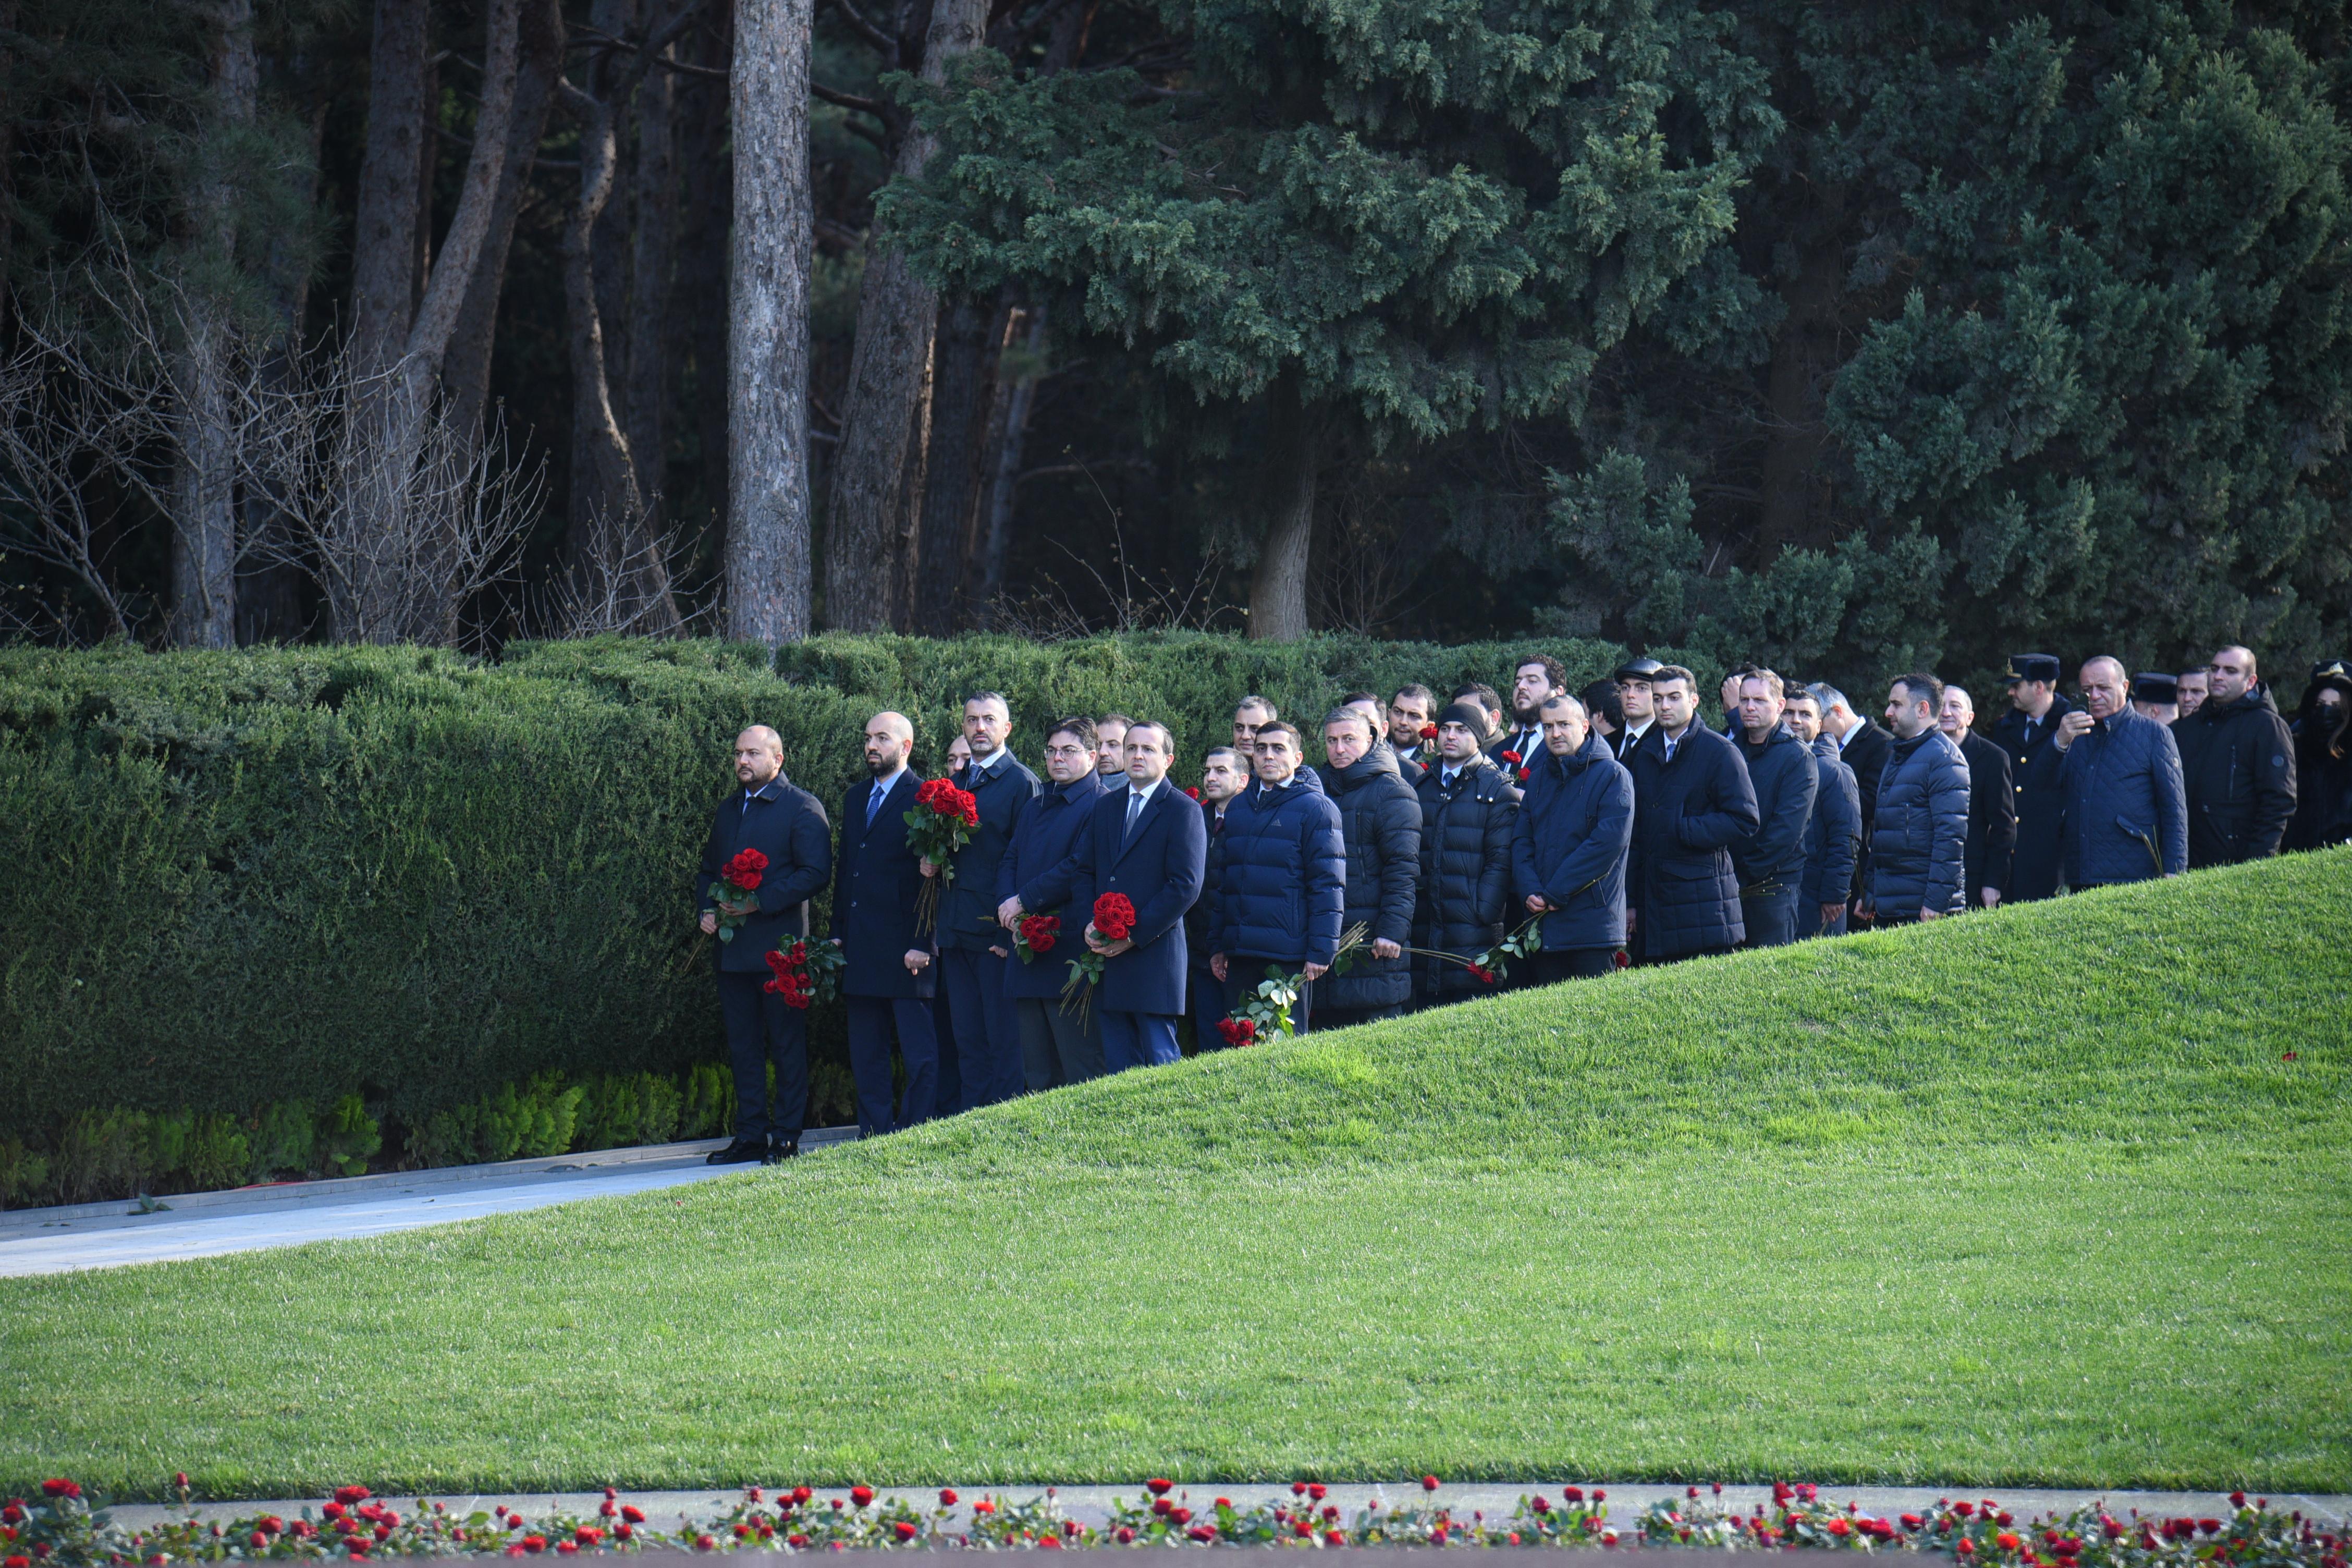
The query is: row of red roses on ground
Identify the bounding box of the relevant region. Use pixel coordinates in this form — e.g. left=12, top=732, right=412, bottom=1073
left=6, top=1477, right=2341, bottom=1563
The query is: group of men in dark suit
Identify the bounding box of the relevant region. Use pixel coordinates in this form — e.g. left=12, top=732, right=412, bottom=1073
left=692, top=641, right=2330, bottom=1159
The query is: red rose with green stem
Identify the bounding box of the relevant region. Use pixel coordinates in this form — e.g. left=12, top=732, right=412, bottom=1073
left=1061, top=893, right=1137, bottom=1027
left=904, top=779, right=979, bottom=932
left=711, top=848, right=767, bottom=943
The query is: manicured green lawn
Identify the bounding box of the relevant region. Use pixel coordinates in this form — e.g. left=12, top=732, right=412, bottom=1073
left=4, top=852, right=2347, bottom=1498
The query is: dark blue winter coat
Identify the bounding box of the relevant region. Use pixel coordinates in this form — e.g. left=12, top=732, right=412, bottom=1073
left=1023, top=780, right=1208, bottom=1016
left=1413, top=753, right=1523, bottom=998
left=1317, top=746, right=1422, bottom=1011
left=1867, top=729, right=1970, bottom=919
left=996, top=768, right=1109, bottom=1000
left=1798, top=737, right=1861, bottom=910
left=831, top=771, right=933, bottom=1000
left=1731, top=725, right=1818, bottom=891
left=697, top=773, right=833, bottom=973
left=1509, top=731, right=1634, bottom=952
left=1626, top=723, right=1759, bottom=958
left=937, top=751, right=1040, bottom=953
left=1211, top=770, right=1346, bottom=966
left=2048, top=709, right=2189, bottom=885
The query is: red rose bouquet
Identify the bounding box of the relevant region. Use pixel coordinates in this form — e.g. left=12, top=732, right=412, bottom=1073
left=1498, top=748, right=1529, bottom=782
left=903, top=778, right=979, bottom=931
left=761, top=938, right=844, bottom=1009
left=1060, top=892, right=1137, bottom=1027
left=710, top=848, right=768, bottom=944
left=1216, top=1016, right=1258, bottom=1047
left=1013, top=911, right=1060, bottom=964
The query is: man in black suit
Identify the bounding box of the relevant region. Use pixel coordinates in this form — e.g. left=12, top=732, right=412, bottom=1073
left=926, top=691, right=1039, bottom=1111
left=1937, top=684, right=2017, bottom=909
left=1490, top=654, right=1566, bottom=770
left=696, top=726, right=832, bottom=1165
left=1808, top=681, right=1892, bottom=918
left=832, top=711, right=938, bottom=1137
left=1610, top=657, right=1663, bottom=760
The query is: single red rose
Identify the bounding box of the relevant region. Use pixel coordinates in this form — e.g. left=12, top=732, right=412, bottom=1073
left=1326, top=1530, right=1346, bottom=1547
left=575, top=1528, right=603, bottom=1547
left=39, top=1483, right=79, bottom=1501
left=620, top=1506, right=645, bottom=1525
left=2231, top=1493, right=2248, bottom=1509
left=1829, top=1519, right=1852, bottom=1537
left=939, top=1490, right=958, bottom=1508
left=1517, top=766, right=1531, bottom=781
left=1185, top=786, right=1202, bottom=801
left=1114, top=1528, right=1135, bottom=1545
left=1422, top=1477, right=1441, bottom=1492
left=1150, top=1500, right=1171, bottom=1517
left=1612, top=949, right=1630, bottom=968
left=1419, top=724, right=1438, bottom=741
left=693, top=1535, right=717, bottom=1552
left=1563, top=1488, right=1584, bottom=1504
left=555, top=1543, right=578, bottom=1557
left=850, top=1486, right=875, bottom=1508
left=1170, top=1509, right=1191, bottom=1526
left=1499, top=750, right=1522, bottom=766
left=521, top=1536, right=547, bottom=1554
left=972, top=1501, right=995, bottom=1516
left=1187, top=1525, right=1216, bottom=1542
left=1532, top=1497, right=1551, bottom=1514
left=894, top=1523, right=918, bottom=1541
left=786, top=1535, right=807, bottom=1550
left=1998, top=1533, right=2023, bottom=1550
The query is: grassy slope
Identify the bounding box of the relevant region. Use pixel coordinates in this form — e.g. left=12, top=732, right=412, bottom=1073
left=3, top=852, right=2346, bottom=1497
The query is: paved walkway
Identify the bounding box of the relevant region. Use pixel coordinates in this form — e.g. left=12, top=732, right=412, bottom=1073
left=0, top=1132, right=857, bottom=1278
left=101, top=1484, right=2350, bottom=1535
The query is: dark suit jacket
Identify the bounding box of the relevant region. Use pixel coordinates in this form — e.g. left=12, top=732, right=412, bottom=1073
left=831, top=771, right=932, bottom=999
left=697, top=774, right=831, bottom=973
left=938, top=753, right=1041, bottom=952
left=1025, top=781, right=1208, bottom=1016
left=1957, top=729, right=2018, bottom=900
left=997, top=769, right=1110, bottom=1000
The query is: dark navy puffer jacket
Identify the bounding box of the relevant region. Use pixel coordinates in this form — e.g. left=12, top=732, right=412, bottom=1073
left=1798, top=737, right=1861, bottom=909
left=2048, top=708, right=2188, bottom=885
left=1412, top=752, right=1522, bottom=998
left=1210, top=769, right=1346, bottom=966
left=1510, top=730, right=1634, bottom=953
left=1731, top=724, right=1819, bottom=891
left=1318, top=746, right=1422, bottom=1010
left=1626, top=724, right=1759, bottom=958
left=1868, top=728, right=1970, bottom=919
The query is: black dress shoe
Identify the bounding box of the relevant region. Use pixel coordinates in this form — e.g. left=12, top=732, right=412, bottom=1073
left=763, top=1138, right=800, bottom=1165
left=706, top=1140, right=765, bottom=1166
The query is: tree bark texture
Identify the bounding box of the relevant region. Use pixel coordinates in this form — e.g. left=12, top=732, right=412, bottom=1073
left=726, top=0, right=815, bottom=643
left=624, top=50, right=677, bottom=517
left=169, top=0, right=259, bottom=650
left=1248, top=378, right=1318, bottom=642
left=820, top=0, right=989, bottom=631
left=350, top=0, right=429, bottom=373
left=975, top=303, right=1044, bottom=617
left=444, top=0, right=565, bottom=444
left=911, top=293, right=994, bottom=632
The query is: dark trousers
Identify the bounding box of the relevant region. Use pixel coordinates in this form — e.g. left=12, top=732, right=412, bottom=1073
left=1315, top=1003, right=1403, bottom=1031
left=718, top=970, right=809, bottom=1144
left=940, top=946, right=1020, bottom=1110
left=1796, top=901, right=1848, bottom=939
left=1526, top=947, right=1619, bottom=985
left=846, top=994, right=937, bottom=1137
left=1099, top=1011, right=1181, bottom=1071
left=1016, top=997, right=1104, bottom=1091
left=1225, top=963, right=1314, bottom=1034
left=1740, top=886, right=1801, bottom=948
left=1188, top=964, right=1228, bottom=1050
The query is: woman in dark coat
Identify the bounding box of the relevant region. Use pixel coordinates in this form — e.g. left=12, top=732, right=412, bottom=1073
left=2287, top=664, right=2352, bottom=850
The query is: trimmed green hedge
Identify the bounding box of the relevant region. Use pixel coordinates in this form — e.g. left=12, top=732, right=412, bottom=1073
left=0, top=631, right=1626, bottom=1160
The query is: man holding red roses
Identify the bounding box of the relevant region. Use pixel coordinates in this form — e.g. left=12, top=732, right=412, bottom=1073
left=1000, top=720, right=1206, bottom=1071
left=996, top=717, right=1109, bottom=1089
left=928, top=691, right=1039, bottom=1110
left=696, top=726, right=831, bottom=1165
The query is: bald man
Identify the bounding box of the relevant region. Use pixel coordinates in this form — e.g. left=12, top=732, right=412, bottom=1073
left=831, top=712, right=940, bottom=1136
left=2047, top=656, right=2187, bottom=887
left=697, top=726, right=832, bottom=1164
left=2175, top=644, right=2296, bottom=866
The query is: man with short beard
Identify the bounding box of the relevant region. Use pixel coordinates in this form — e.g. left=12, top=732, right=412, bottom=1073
left=2175, top=645, right=2296, bottom=867
left=1231, top=696, right=1277, bottom=780
left=1512, top=692, right=1634, bottom=981
left=927, top=691, right=1039, bottom=1110
left=2046, top=656, right=2187, bottom=886
left=1729, top=670, right=1816, bottom=947
left=1625, top=666, right=1759, bottom=960
left=1492, top=655, right=1566, bottom=768
left=1610, top=657, right=1663, bottom=761
left=1210, top=722, right=1345, bottom=1032
left=1388, top=685, right=1437, bottom=770
left=996, top=717, right=1109, bottom=1091
left=1316, top=706, right=1422, bottom=1027
left=1187, top=747, right=1249, bottom=1047
left=696, top=725, right=832, bottom=1165
left=1937, top=685, right=2015, bottom=910
left=831, top=712, right=939, bottom=1137
left=1094, top=714, right=1133, bottom=778
left=1866, top=674, right=1970, bottom=923
left=1783, top=689, right=1859, bottom=938
left=1413, top=701, right=1522, bottom=1005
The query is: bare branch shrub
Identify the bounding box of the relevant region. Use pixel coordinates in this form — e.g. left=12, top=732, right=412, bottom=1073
left=529, top=495, right=705, bottom=639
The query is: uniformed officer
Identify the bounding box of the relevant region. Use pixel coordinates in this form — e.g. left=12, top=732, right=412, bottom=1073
left=1991, top=653, right=2074, bottom=901
left=2133, top=671, right=2180, bottom=727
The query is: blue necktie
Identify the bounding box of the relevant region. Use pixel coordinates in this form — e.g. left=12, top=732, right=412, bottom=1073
left=1124, top=790, right=1145, bottom=843
left=867, top=783, right=887, bottom=826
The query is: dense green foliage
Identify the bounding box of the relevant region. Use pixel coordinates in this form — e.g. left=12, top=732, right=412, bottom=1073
left=0, top=632, right=1624, bottom=1152
left=3, top=852, right=2344, bottom=1494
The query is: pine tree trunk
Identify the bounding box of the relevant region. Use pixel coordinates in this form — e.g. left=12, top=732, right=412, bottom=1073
left=444, top=0, right=564, bottom=444
left=726, top=0, right=815, bottom=643
left=350, top=0, right=429, bottom=373
left=974, top=303, right=1044, bottom=619
left=625, top=54, right=677, bottom=517
left=1248, top=379, right=1317, bottom=642
left=822, top=0, right=989, bottom=631
left=911, top=293, right=994, bottom=633
left=169, top=0, right=258, bottom=650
